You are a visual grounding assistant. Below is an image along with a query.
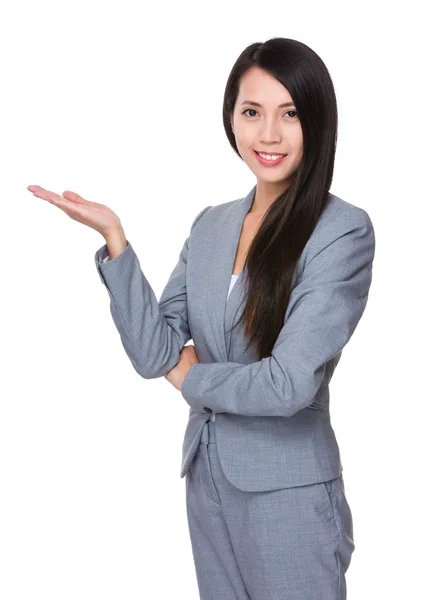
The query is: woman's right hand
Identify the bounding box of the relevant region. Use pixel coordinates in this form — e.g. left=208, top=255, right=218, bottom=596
left=27, top=185, right=122, bottom=239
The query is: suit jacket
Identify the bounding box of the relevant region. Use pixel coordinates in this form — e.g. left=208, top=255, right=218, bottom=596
left=94, top=184, right=376, bottom=492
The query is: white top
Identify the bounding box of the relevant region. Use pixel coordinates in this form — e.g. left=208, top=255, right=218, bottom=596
left=227, top=272, right=239, bottom=298
left=101, top=253, right=239, bottom=423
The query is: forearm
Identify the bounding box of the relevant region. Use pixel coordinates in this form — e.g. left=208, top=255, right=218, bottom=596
left=96, top=241, right=187, bottom=379
left=180, top=356, right=324, bottom=418
left=104, top=226, right=128, bottom=259
left=95, top=204, right=211, bottom=380
left=96, top=225, right=199, bottom=379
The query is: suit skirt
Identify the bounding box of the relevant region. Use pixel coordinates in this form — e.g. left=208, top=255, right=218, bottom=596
left=185, top=420, right=355, bottom=600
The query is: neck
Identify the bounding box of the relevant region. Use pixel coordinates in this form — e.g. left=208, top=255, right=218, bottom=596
left=249, top=179, right=290, bottom=216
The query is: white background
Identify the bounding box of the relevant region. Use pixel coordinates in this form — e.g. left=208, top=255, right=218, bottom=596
left=1, top=1, right=426, bottom=598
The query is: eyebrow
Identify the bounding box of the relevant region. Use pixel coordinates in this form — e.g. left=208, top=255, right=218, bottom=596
left=239, top=100, right=295, bottom=108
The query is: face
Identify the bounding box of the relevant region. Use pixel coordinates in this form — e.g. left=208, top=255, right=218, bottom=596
left=230, top=66, right=303, bottom=197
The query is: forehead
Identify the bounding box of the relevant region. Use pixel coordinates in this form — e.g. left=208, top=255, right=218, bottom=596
left=237, top=66, right=294, bottom=105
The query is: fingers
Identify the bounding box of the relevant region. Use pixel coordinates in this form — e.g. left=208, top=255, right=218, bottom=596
left=28, top=185, right=78, bottom=207
left=62, top=190, right=87, bottom=204
left=27, top=185, right=89, bottom=224
left=28, top=185, right=70, bottom=206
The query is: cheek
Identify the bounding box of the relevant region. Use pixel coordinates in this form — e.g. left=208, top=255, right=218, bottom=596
left=234, top=127, right=253, bottom=146
left=235, top=138, right=251, bottom=159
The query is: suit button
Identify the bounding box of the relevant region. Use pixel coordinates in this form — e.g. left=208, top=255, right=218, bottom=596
left=203, top=407, right=212, bottom=413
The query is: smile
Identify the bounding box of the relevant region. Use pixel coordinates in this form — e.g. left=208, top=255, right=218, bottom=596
left=254, top=150, right=288, bottom=166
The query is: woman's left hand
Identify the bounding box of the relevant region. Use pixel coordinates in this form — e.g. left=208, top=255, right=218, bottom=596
left=164, top=344, right=199, bottom=391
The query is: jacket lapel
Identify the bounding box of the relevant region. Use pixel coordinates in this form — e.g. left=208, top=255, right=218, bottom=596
left=206, top=185, right=257, bottom=361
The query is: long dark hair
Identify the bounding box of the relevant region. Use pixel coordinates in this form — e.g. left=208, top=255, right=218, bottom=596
left=223, top=37, right=339, bottom=360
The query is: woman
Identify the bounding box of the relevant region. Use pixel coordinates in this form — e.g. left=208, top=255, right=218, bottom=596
left=28, top=37, right=375, bottom=600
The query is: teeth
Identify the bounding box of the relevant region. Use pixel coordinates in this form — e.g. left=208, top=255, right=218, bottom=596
left=257, top=152, right=285, bottom=160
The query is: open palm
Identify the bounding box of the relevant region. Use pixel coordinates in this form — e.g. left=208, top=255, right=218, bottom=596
left=27, top=185, right=122, bottom=238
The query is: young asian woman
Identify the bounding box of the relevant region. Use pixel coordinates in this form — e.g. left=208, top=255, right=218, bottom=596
left=30, top=36, right=376, bottom=600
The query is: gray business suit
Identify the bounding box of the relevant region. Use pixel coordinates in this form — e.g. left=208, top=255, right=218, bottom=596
left=95, top=184, right=375, bottom=599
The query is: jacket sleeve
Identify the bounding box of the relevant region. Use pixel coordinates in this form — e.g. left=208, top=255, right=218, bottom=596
left=180, top=207, right=376, bottom=418
left=94, top=205, right=212, bottom=379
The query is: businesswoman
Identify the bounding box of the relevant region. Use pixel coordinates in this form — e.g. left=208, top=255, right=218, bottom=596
left=28, top=37, right=375, bottom=600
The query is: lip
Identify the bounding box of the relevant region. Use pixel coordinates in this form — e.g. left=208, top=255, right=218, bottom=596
left=254, top=150, right=288, bottom=166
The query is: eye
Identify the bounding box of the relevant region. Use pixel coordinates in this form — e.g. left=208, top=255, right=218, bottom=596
left=241, top=109, right=298, bottom=119
left=242, top=108, right=259, bottom=118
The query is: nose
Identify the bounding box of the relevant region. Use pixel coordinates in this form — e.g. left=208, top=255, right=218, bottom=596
left=258, top=117, right=282, bottom=145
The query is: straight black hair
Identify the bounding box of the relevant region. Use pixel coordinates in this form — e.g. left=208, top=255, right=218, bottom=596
left=223, top=37, right=338, bottom=360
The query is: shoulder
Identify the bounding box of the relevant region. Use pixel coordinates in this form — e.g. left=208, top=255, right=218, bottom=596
left=189, top=194, right=243, bottom=233
left=303, top=192, right=376, bottom=267
left=317, top=192, right=374, bottom=232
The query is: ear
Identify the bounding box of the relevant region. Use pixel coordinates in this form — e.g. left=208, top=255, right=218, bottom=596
left=230, top=114, right=234, bottom=134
